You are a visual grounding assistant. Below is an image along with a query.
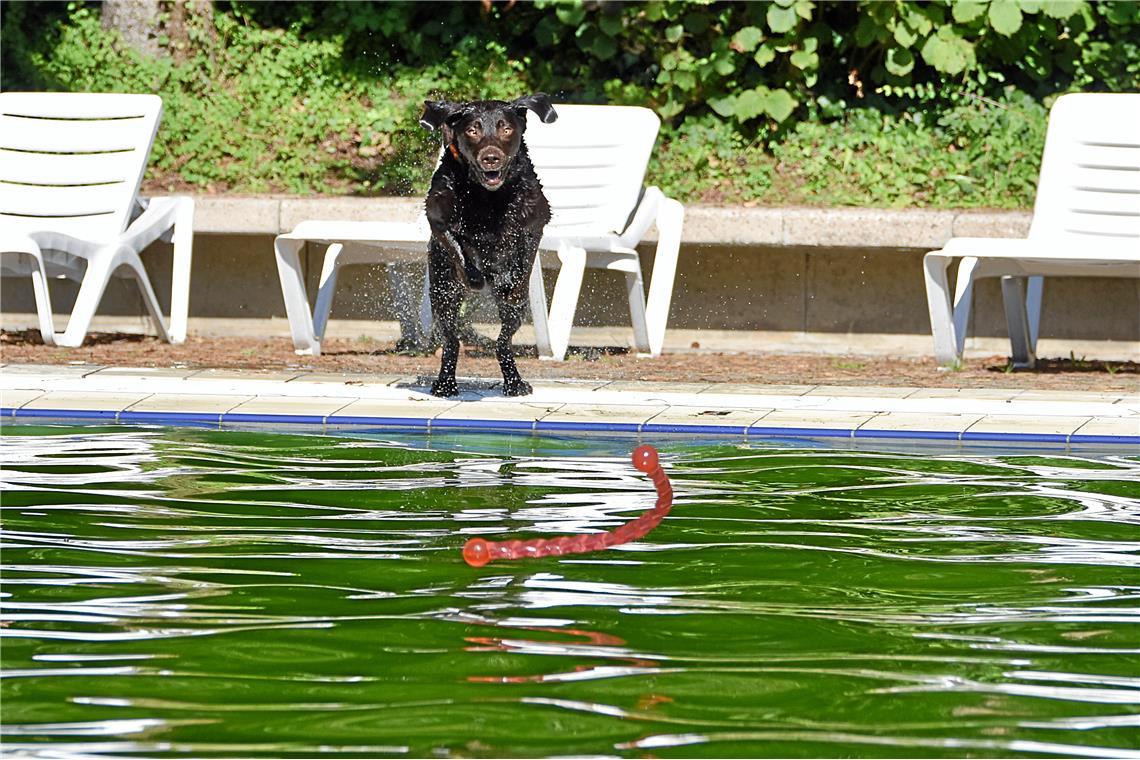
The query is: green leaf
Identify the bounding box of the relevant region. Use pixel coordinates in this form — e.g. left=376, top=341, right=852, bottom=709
left=731, top=86, right=798, bottom=122
left=766, top=3, right=798, bottom=33
left=708, top=94, right=737, bottom=118
left=854, top=14, right=884, bottom=47
left=794, top=0, right=815, bottom=21
left=988, top=1, right=1023, bottom=35
left=1040, top=0, right=1082, bottom=18
left=713, top=53, right=736, bottom=75
left=1017, top=0, right=1043, bottom=12
left=658, top=99, right=684, bottom=119
left=591, top=31, right=617, bottom=59
left=893, top=22, right=918, bottom=48
left=920, top=26, right=976, bottom=74
left=885, top=46, right=915, bottom=76
left=904, top=6, right=933, bottom=34
left=753, top=43, right=777, bottom=67
left=665, top=24, right=684, bottom=42
left=672, top=68, right=696, bottom=90
left=790, top=49, right=818, bottom=69
left=1104, top=1, right=1140, bottom=23
left=734, top=87, right=768, bottom=120
left=598, top=14, right=622, bottom=36
left=731, top=25, right=764, bottom=52
left=555, top=4, right=586, bottom=26
left=952, top=0, right=987, bottom=23
left=763, top=88, right=797, bottom=122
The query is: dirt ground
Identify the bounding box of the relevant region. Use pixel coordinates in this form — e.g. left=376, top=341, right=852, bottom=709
left=2, top=330, right=1137, bottom=393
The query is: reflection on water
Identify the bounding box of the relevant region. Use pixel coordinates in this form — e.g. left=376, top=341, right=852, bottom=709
left=2, top=425, right=1139, bottom=758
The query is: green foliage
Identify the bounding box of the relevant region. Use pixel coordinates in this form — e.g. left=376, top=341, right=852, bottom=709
left=2, top=0, right=1135, bottom=206
left=4, top=2, right=529, bottom=194
left=652, top=89, right=1047, bottom=208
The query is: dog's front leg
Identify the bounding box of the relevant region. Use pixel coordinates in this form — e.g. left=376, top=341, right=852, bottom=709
left=428, top=244, right=463, bottom=397
left=495, top=293, right=532, bottom=397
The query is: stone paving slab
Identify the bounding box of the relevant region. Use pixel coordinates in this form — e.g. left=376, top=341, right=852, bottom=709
left=0, top=388, right=45, bottom=409
left=2, top=366, right=1137, bottom=446
left=126, top=393, right=254, bottom=415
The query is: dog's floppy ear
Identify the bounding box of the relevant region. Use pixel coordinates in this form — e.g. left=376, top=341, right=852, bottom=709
left=511, top=93, right=557, bottom=125
left=420, top=100, right=467, bottom=131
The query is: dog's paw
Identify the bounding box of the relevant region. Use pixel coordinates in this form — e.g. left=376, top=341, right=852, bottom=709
left=502, top=378, right=532, bottom=397
left=431, top=378, right=459, bottom=397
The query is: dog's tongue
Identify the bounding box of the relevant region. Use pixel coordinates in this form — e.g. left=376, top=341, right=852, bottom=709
left=483, top=170, right=503, bottom=186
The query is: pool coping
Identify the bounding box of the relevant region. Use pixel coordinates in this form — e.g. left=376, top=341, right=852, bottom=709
left=1, top=364, right=1137, bottom=446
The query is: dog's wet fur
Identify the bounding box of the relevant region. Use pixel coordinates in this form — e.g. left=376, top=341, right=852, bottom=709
left=419, top=94, right=557, bottom=397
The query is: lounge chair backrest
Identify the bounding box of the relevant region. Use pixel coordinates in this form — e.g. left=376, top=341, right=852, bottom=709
left=0, top=92, right=163, bottom=242
left=1028, top=92, right=1140, bottom=249
left=526, top=104, right=660, bottom=237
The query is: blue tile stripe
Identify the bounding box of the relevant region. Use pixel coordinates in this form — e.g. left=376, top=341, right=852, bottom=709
left=747, top=425, right=853, bottom=439
left=3, top=406, right=1137, bottom=446
left=642, top=422, right=749, bottom=436
left=119, top=410, right=223, bottom=424
left=855, top=428, right=962, bottom=441
left=8, top=407, right=119, bottom=420
left=325, top=415, right=430, bottom=429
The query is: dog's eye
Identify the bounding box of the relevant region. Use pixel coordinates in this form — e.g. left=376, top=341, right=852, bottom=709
left=500, top=125, right=513, bottom=136
left=465, top=125, right=480, bottom=137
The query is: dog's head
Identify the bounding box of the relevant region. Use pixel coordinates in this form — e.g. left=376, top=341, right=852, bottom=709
left=420, top=94, right=557, bottom=191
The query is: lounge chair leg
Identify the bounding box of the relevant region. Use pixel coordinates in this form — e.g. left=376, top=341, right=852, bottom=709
left=545, top=243, right=586, bottom=362
left=528, top=256, right=552, bottom=359
left=951, top=256, right=983, bottom=360
left=124, top=249, right=173, bottom=343
left=419, top=266, right=434, bottom=344
left=312, top=243, right=344, bottom=342
left=56, top=249, right=119, bottom=347
left=625, top=268, right=650, bottom=355
left=3, top=244, right=57, bottom=345
left=923, top=252, right=959, bottom=367
left=28, top=260, right=57, bottom=346
left=1026, top=275, right=1044, bottom=354
left=274, top=236, right=320, bottom=355
left=643, top=197, right=683, bottom=357
left=1001, top=275, right=1037, bottom=368
left=167, top=196, right=194, bottom=343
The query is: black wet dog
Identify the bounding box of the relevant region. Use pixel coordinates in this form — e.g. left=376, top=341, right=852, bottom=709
left=419, top=94, right=557, bottom=397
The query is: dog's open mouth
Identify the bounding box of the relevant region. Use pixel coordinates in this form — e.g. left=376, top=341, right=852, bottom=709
left=481, top=169, right=504, bottom=188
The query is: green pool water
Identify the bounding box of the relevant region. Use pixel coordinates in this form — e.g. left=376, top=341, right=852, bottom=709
left=2, top=424, right=1138, bottom=758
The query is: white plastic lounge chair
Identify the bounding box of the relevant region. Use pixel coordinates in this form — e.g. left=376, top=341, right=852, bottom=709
left=0, top=92, right=194, bottom=347
left=924, top=93, right=1140, bottom=368
left=274, top=104, right=684, bottom=360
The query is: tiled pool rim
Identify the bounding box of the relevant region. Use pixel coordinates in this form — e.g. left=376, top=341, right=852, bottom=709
left=1, top=365, right=1137, bottom=447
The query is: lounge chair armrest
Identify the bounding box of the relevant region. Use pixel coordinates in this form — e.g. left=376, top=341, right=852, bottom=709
left=617, top=186, right=664, bottom=249
left=120, top=196, right=194, bottom=251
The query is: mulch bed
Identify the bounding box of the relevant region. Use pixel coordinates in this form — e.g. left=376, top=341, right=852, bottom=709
left=2, top=331, right=1136, bottom=393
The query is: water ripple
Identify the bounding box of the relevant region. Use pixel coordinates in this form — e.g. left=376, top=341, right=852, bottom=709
left=2, top=426, right=1138, bottom=757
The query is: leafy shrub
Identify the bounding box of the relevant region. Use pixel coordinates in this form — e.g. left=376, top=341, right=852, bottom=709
left=651, top=90, right=1046, bottom=207
left=2, top=0, right=1135, bottom=206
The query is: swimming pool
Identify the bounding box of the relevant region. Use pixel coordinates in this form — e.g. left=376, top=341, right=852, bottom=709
left=2, top=422, right=1138, bottom=757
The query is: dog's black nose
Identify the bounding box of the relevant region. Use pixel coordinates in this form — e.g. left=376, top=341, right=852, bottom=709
left=479, top=149, right=505, bottom=169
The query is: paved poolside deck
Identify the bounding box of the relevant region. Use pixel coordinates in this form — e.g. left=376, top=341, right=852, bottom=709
left=2, top=364, right=1136, bottom=446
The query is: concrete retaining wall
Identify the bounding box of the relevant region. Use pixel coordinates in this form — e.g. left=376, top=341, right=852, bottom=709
left=3, top=198, right=1137, bottom=357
